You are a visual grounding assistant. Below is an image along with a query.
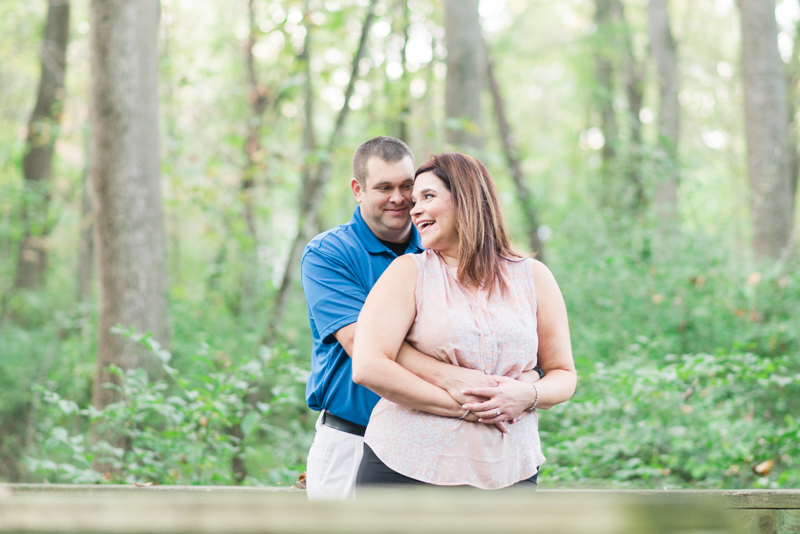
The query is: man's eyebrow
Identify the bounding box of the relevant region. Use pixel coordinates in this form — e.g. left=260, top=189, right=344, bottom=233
left=372, top=178, right=414, bottom=188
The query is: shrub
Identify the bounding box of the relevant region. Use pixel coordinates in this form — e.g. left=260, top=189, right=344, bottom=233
left=25, top=329, right=313, bottom=485
left=540, top=349, right=800, bottom=488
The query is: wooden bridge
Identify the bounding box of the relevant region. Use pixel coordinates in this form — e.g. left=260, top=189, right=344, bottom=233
left=0, top=484, right=798, bottom=533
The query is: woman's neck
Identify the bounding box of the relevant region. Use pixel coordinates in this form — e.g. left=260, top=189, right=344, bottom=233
left=437, top=250, right=459, bottom=268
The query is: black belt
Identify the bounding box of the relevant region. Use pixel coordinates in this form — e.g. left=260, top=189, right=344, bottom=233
left=322, top=410, right=366, bottom=437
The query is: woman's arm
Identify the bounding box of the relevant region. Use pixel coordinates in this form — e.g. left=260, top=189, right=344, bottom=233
left=461, top=259, right=577, bottom=422
left=351, top=255, right=469, bottom=418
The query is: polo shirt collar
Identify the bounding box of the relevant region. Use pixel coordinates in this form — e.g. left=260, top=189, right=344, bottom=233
left=352, top=205, right=423, bottom=254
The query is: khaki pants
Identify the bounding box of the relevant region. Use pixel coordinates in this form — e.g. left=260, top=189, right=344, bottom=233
left=305, top=411, right=365, bottom=500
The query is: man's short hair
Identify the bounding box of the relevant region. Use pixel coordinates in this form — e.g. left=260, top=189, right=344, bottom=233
left=352, top=136, right=414, bottom=186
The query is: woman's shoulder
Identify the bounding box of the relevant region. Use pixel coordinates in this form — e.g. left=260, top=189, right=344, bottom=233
left=388, top=253, right=419, bottom=273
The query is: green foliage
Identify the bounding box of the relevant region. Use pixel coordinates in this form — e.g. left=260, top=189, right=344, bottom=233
left=540, top=351, right=800, bottom=488
left=25, top=330, right=312, bottom=486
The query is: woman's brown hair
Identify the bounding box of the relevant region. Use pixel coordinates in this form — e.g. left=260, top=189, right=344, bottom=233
left=414, top=153, right=526, bottom=291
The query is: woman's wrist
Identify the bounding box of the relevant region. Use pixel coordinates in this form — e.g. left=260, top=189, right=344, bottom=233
left=526, top=382, right=540, bottom=411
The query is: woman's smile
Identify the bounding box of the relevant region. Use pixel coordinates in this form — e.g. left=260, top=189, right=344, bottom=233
left=410, top=172, right=459, bottom=259
left=416, top=219, right=435, bottom=231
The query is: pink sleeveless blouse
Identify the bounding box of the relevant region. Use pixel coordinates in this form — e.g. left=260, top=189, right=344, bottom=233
left=364, top=250, right=545, bottom=489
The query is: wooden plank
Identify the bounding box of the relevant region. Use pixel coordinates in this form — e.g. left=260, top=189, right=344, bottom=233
left=778, top=510, right=800, bottom=534
left=541, top=490, right=800, bottom=510
left=0, top=489, right=741, bottom=534
left=5, top=485, right=799, bottom=509
left=3, top=484, right=299, bottom=494
left=730, top=509, right=800, bottom=534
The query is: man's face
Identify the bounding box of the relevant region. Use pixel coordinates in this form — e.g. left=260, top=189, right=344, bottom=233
left=351, top=155, right=415, bottom=243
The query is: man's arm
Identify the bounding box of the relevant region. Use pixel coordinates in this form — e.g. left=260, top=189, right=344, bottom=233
left=338, top=325, right=541, bottom=422
left=336, top=324, right=496, bottom=406
left=333, top=323, right=357, bottom=356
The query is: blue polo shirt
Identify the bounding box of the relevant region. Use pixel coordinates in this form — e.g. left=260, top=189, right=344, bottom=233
left=301, top=206, right=423, bottom=427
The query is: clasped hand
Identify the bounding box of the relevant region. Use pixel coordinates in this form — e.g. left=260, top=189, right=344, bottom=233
left=445, top=370, right=536, bottom=433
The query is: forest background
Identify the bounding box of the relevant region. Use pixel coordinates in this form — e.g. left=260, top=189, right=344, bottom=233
left=1, top=0, right=799, bottom=489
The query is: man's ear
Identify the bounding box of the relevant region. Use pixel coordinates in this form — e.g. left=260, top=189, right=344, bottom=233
left=350, top=177, right=363, bottom=202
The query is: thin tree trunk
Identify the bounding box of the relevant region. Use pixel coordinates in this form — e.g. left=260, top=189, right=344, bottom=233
left=444, top=0, right=483, bottom=150
left=613, top=0, right=645, bottom=210
left=648, top=0, right=680, bottom=237
left=484, top=40, right=545, bottom=260
left=90, top=0, right=169, bottom=411
left=264, top=1, right=376, bottom=344
left=242, top=0, right=268, bottom=244
left=395, top=0, right=410, bottom=143
left=77, top=123, right=93, bottom=302
left=300, top=1, right=316, bottom=195
left=739, top=0, right=794, bottom=259
left=14, top=0, right=70, bottom=290
left=594, top=0, right=617, bottom=206
left=786, top=15, right=800, bottom=215
left=162, top=0, right=181, bottom=287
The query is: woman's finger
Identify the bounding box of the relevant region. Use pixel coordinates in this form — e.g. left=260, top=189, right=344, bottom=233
left=477, top=414, right=509, bottom=426
left=472, top=407, right=503, bottom=419
left=461, top=399, right=497, bottom=413
left=461, top=387, right=500, bottom=398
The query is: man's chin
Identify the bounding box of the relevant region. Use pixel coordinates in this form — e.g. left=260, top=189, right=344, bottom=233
left=381, top=217, right=411, bottom=232
left=383, top=213, right=410, bottom=225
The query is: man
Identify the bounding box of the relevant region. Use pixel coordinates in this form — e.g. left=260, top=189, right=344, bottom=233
left=301, top=137, right=540, bottom=499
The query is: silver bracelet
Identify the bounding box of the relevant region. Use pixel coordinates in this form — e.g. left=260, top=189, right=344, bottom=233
left=459, top=409, right=470, bottom=419
left=528, top=383, right=540, bottom=411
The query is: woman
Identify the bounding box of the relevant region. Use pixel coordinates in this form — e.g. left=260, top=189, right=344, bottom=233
left=352, top=153, right=576, bottom=489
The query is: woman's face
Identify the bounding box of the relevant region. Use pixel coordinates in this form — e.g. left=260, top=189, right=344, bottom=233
left=411, top=172, right=459, bottom=259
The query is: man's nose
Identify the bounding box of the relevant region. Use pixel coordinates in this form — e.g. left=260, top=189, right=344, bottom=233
left=389, top=188, right=405, bottom=205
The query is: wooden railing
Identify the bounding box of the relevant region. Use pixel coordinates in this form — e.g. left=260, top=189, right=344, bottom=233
left=1, top=484, right=798, bottom=533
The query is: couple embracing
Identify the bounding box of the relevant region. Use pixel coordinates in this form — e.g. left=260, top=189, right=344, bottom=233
left=301, top=136, right=576, bottom=499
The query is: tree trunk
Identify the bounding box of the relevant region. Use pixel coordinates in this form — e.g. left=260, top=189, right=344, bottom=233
left=739, top=0, right=795, bottom=260
left=300, top=1, right=316, bottom=199
left=14, top=0, right=70, bottom=290
left=394, top=0, right=410, bottom=144
left=594, top=0, right=617, bottom=206
left=612, top=0, right=645, bottom=211
left=484, top=40, right=545, bottom=260
left=786, top=15, right=800, bottom=218
left=242, top=0, right=268, bottom=244
left=90, top=0, right=169, bottom=410
left=444, top=0, right=483, bottom=150
left=648, top=0, right=680, bottom=237
left=264, top=1, right=376, bottom=343
left=77, top=124, right=93, bottom=302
